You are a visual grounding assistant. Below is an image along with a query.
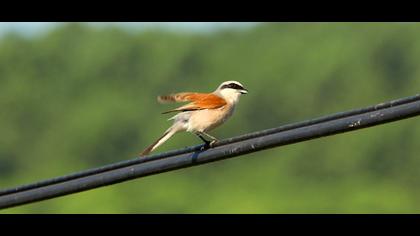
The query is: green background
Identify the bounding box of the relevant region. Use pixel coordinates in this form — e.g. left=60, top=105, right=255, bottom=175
left=1, top=23, right=420, bottom=213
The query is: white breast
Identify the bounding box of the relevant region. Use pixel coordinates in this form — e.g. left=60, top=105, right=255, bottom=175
left=187, top=104, right=235, bottom=133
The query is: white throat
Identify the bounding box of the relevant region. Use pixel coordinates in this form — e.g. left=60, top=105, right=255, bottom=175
left=216, top=89, right=241, bottom=105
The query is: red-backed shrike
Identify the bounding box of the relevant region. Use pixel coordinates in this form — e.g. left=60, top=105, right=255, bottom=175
left=140, top=81, right=248, bottom=156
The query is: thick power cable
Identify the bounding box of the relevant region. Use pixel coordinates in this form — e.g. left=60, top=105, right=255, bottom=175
left=0, top=94, right=420, bottom=209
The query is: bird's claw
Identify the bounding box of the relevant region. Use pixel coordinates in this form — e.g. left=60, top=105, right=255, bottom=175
left=209, top=140, right=218, bottom=148
left=200, top=140, right=218, bottom=151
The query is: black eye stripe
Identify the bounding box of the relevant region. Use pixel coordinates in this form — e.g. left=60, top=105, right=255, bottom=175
left=221, top=83, right=244, bottom=90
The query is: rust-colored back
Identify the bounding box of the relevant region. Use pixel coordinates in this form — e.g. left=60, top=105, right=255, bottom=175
left=158, top=92, right=227, bottom=114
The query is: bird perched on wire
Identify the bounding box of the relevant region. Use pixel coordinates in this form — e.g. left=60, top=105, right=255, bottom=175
left=140, top=81, right=248, bottom=156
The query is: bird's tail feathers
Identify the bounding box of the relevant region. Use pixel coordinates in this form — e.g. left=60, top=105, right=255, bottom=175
left=139, top=126, right=180, bottom=156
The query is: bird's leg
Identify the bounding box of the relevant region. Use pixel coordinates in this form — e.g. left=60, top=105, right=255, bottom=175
left=194, top=132, right=212, bottom=151
left=195, top=132, right=210, bottom=145
left=198, top=131, right=219, bottom=147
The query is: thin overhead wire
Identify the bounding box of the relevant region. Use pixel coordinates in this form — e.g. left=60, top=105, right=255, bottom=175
left=1, top=94, right=420, bottom=209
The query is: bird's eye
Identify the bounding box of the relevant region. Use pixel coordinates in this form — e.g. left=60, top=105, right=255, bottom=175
left=221, top=83, right=244, bottom=90
left=229, top=83, right=243, bottom=90
left=221, top=84, right=231, bottom=89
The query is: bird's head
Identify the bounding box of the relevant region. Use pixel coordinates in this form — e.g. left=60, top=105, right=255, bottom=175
left=215, top=81, right=248, bottom=104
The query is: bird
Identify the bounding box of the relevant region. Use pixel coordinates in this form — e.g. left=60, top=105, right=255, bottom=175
left=139, top=80, right=248, bottom=156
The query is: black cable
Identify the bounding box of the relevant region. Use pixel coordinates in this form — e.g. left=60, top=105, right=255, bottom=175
left=0, top=94, right=419, bottom=197
left=0, top=94, right=420, bottom=209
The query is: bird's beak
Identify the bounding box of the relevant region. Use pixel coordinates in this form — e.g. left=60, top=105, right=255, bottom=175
left=240, top=88, right=248, bottom=94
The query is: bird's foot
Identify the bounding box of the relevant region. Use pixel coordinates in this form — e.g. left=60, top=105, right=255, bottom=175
left=200, top=139, right=218, bottom=150
left=209, top=140, right=218, bottom=148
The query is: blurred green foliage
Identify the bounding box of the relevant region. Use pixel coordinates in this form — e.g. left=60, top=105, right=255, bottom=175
left=1, top=23, right=420, bottom=213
